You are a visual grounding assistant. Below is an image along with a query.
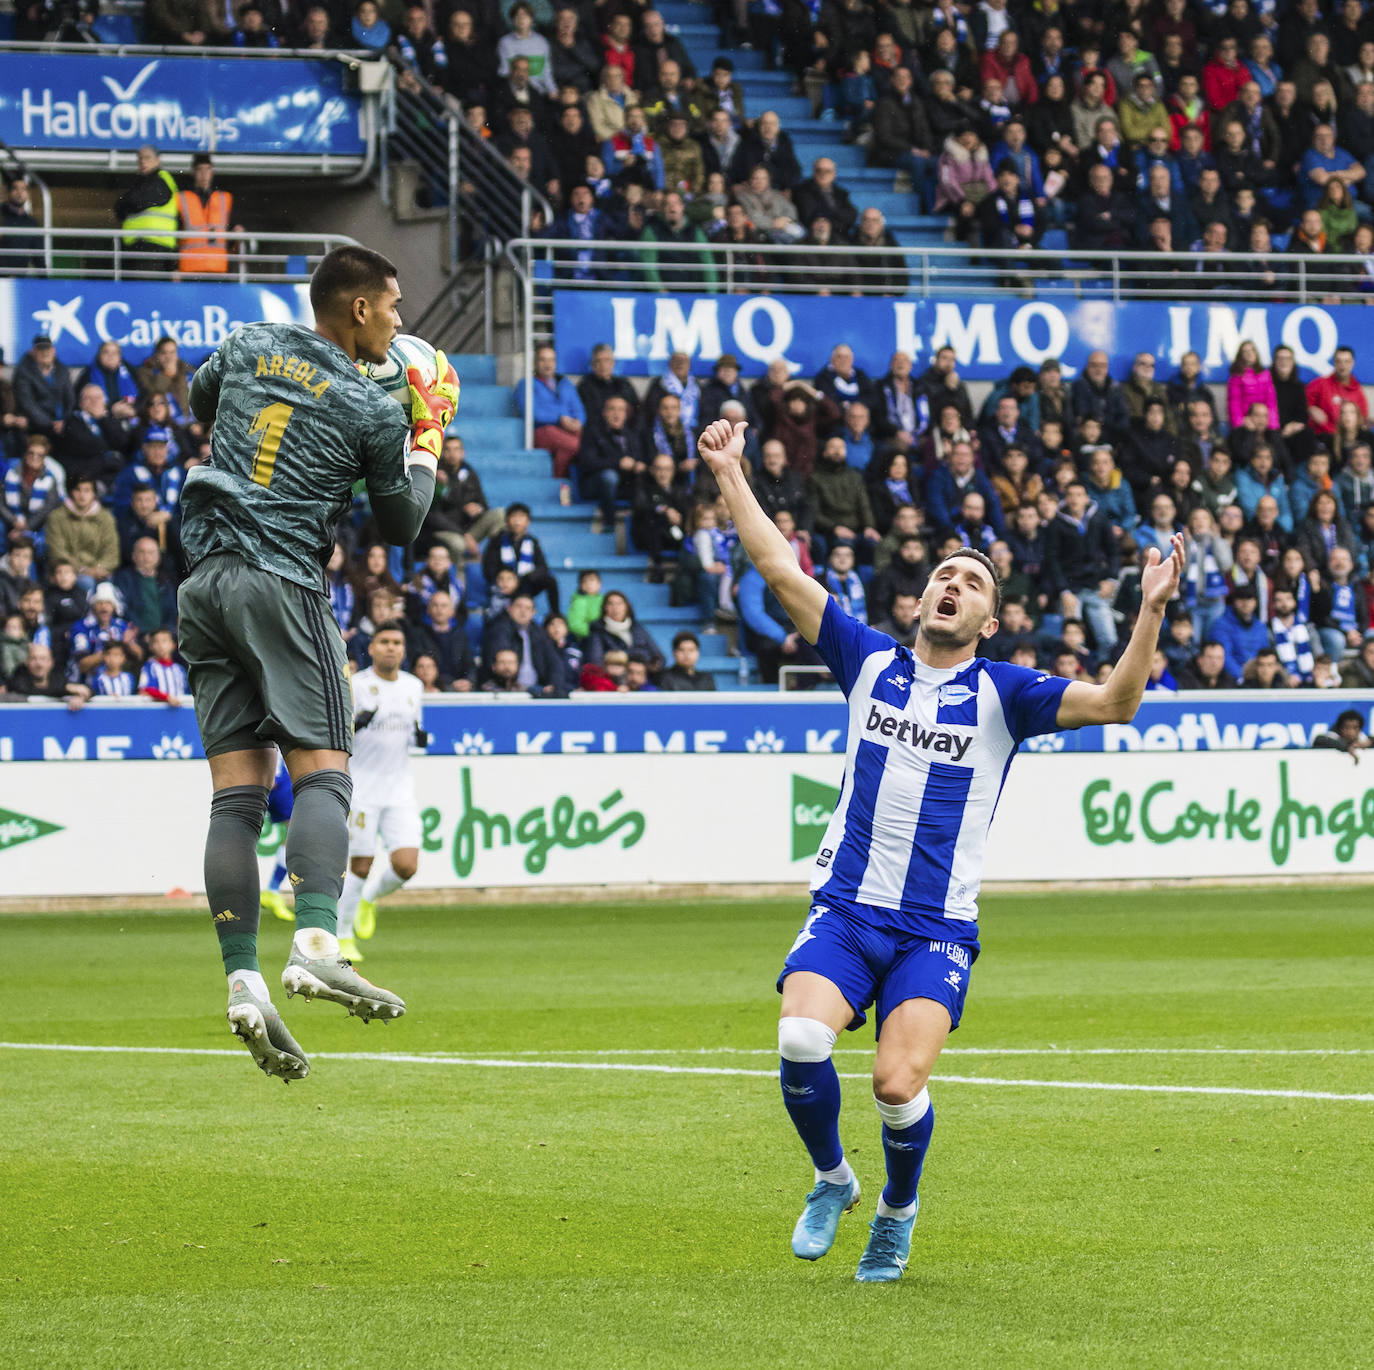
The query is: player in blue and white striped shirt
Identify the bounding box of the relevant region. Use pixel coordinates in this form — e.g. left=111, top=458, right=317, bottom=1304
left=697, top=417, right=1184, bottom=1284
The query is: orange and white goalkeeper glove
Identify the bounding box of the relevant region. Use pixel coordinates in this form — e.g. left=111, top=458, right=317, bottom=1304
left=406, top=349, right=460, bottom=472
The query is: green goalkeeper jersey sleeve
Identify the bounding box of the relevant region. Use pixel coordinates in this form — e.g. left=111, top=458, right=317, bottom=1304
left=181, top=323, right=418, bottom=593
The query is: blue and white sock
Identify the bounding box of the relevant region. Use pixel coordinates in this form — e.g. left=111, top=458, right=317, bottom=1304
left=875, top=1088, right=933, bottom=1214
left=779, top=1017, right=850, bottom=1182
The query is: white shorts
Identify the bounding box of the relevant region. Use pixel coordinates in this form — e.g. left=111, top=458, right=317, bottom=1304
left=348, top=799, right=422, bottom=858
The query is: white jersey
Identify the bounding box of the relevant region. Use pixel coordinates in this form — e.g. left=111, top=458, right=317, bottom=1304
left=350, top=667, right=424, bottom=806
left=810, top=600, right=1069, bottom=938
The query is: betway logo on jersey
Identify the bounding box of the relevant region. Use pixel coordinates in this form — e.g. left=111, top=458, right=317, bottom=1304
left=864, top=703, right=973, bottom=762
left=20, top=62, right=239, bottom=145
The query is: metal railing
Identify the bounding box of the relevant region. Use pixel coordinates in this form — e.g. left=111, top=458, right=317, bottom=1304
left=507, top=237, right=1374, bottom=305
left=0, top=140, right=54, bottom=276
left=0, top=44, right=382, bottom=179
left=0, top=225, right=358, bottom=280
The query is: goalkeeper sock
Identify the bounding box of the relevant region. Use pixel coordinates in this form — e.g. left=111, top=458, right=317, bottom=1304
left=362, top=860, right=407, bottom=903
left=338, top=871, right=366, bottom=940
left=284, top=769, right=351, bottom=936
left=876, top=1089, right=933, bottom=1210
left=204, top=785, right=270, bottom=974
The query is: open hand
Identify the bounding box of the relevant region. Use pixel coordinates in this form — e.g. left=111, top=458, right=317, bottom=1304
left=1141, top=532, right=1185, bottom=612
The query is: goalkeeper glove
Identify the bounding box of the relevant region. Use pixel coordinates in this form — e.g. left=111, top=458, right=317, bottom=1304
left=413, top=723, right=432, bottom=749
left=354, top=708, right=378, bottom=732
left=406, top=349, right=460, bottom=473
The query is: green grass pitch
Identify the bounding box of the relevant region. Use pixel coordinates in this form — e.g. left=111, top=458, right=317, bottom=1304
left=2, top=887, right=1373, bottom=1369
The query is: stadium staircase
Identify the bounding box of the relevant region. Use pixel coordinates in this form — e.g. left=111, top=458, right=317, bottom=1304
left=446, top=355, right=744, bottom=689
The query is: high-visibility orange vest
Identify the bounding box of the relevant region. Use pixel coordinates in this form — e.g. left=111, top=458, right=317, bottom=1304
left=178, top=188, right=233, bottom=274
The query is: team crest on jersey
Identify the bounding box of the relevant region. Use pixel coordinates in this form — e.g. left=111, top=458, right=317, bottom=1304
left=937, top=683, right=976, bottom=707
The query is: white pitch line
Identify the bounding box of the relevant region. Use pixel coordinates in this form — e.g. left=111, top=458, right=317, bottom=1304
left=2, top=1041, right=1373, bottom=1103
left=480, top=1049, right=1374, bottom=1060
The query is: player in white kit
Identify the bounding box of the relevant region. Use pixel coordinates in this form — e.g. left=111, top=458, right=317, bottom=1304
left=337, top=621, right=428, bottom=961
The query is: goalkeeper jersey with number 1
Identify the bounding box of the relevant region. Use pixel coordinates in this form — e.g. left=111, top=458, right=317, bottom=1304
left=182, top=323, right=412, bottom=594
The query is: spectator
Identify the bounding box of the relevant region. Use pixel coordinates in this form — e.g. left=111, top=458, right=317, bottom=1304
left=1043, top=481, right=1121, bottom=653
left=1291, top=449, right=1347, bottom=524
left=812, top=343, right=880, bottom=417
left=793, top=157, right=858, bottom=237
left=978, top=393, right=1039, bottom=471
left=43, top=477, right=118, bottom=593
left=807, top=436, right=880, bottom=556
left=1170, top=82, right=1212, bottom=159
left=482, top=592, right=563, bottom=694
left=1239, top=644, right=1288, bottom=687
left=1184, top=506, right=1235, bottom=640
left=497, top=2, right=555, bottom=97
left=0, top=174, right=42, bottom=273
left=1339, top=440, right=1374, bottom=513
left=579, top=395, right=649, bottom=528
left=13, top=334, right=74, bottom=441
left=1297, top=489, right=1358, bottom=574
left=977, top=161, right=1045, bottom=257
left=110, top=430, right=182, bottom=515
left=1119, top=75, right=1169, bottom=153
left=735, top=165, right=805, bottom=242
left=917, top=345, right=974, bottom=429
left=135, top=626, right=188, bottom=702
left=584, top=590, right=663, bottom=672
left=867, top=451, right=920, bottom=534
left=631, top=453, right=690, bottom=575
left=1071, top=71, right=1120, bottom=151
left=54, top=385, right=128, bottom=491
left=1178, top=639, right=1240, bottom=689
left=820, top=542, right=866, bottom=623
left=6, top=639, right=86, bottom=701
left=698, top=354, right=756, bottom=430
left=869, top=67, right=936, bottom=213
left=640, top=192, right=717, bottom=289
left=847, top=207, right=908, bottom=295
left=1204, top=35, right=1250, bottom=111
left=1224, top=342, right=1279, bottom=433
left=1313, top=708, right=1373, bottom=758
left=1072, top=351, right=1130, bottom=437
left=113, top=536, right=177, bottom=636
left=729, top=110, right=801, bottom=191
left=577, top=344, right=638, bottom=424
left=1318, top=544, right=1368, bottom=656
left=754, top=440, right=812, bottom=539
left=1073, top=163, right=1135, bottom=251
left=516, top=344, right=585, bottom=480
left=408, top=588, right=476, bottom=690
left=935, top=126, right=996, bottom=235
left=443, top=11, right=494, bottom=104
left=1084, top=447, right=1137, bottom=536
left=2, top=435, right=62, bottom=548
left=0, top=538, right=36, bottom=620
left=604, top=106, right=665, bottom=192
left=1307, top=347, right=1368, bottom=437
left=926, top=439, right=1006, bottom=536
left=135, top=336, right=194, bottom=420
left=1271, top=586, right=1316, bottom=682
left=68, top=581, right=139, bottom=680
left=481, top=503, right=559, bottom=615
left=656, top=630, right=716, bottom=690
left=762, top=377, right=841, bottom=480
left=690, top=501, right=736, bottom=623
left=1340, top=634, right=1374, bottom=687
left=113, top=146, right=180, bottom=273
left=566, top=569, right=604, bottom=643
left=1301, top=122, right=1365, bottom=209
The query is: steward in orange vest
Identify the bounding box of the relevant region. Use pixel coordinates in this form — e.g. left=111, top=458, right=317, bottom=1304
left=179, top=154, right=234, bottom=274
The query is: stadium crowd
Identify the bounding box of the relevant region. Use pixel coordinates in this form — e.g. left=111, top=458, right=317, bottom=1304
left=524, top=334, right=1374, bottom=689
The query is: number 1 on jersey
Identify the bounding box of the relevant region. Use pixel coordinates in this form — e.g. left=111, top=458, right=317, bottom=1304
left=249, top=402, right=294, bottom=488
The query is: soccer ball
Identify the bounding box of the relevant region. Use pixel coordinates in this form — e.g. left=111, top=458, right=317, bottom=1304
left=363, top=333, right=439, bottom=409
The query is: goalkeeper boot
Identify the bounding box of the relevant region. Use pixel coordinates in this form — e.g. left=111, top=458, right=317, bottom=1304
left=260, top=890, right=294, bottom=923
left=791, top=1174, right=861, bottom=1260
left=337, top=935, right=364, bottom=964
left=281, top=943, right=404, bottom=1022
left=226, top=979, right=309, bottom=1083
left=854, top=1205, right=917, bottom=1283
left=353, top=898, right=377, bottom=941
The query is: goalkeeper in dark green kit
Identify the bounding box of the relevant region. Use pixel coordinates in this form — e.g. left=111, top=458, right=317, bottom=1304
left=178, top=245, right=459, bottom=1082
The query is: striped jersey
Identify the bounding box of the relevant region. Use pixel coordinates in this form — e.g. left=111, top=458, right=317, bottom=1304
left=810, top=599, right=1070, bottom=940
left=139, top=658, right=189, bottom=698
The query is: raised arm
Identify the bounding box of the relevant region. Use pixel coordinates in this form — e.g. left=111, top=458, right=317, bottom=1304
left=698, top=418, right=828, bottom=642
left=1056, top=532, right=1184, bottom=728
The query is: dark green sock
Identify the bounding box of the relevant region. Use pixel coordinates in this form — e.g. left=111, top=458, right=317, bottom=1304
left=205, top=785, right=270, bottom=974
left=285, top=770, right=352, bottom=936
